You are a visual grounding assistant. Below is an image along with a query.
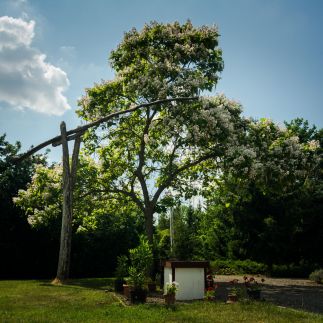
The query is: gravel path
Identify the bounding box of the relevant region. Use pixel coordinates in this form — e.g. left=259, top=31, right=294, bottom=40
left=215, top=275, right=323, bottom=314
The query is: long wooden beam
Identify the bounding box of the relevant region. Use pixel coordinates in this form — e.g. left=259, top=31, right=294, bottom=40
left=13, top=96, right=198, bottom=163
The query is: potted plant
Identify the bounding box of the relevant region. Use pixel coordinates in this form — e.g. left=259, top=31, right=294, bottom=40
left=114, top=255, right=128, bottom=293
left=243, top=276, right=265, bottom=300
left=227, top=279, right=241, bottom=303
left=205, top=285, right=217, bottom=301
left=128, top=236, right=153, bottom=304
left=164, top=281, right=179, bottom=305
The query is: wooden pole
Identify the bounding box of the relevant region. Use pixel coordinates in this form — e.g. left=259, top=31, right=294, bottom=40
left=65, top=134, right=81, bottom=277
left=54, top=122, right=72, bottom=283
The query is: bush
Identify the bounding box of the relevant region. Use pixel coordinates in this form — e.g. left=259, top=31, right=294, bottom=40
left=210, top=259, right=268, bottom=275
left=234, top=260, right=268, bottom=274
left=309, top=269, right=323, bottom=284
left=115, top=255, right=128, bottom=279
left=271, top=262, right=316, bottom=278
left=210, top=259, right=318, bottom=278
left=128, top=235, right=153, bottom=289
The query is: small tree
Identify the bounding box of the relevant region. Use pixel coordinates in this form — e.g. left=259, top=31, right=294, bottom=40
left=128, top=235, right=153, bottom=290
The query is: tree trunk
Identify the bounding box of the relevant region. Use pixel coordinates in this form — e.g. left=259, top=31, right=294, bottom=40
left=144, top=207, right=154, bottom=245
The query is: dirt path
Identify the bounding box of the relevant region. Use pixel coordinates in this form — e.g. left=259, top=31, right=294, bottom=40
left=215, top=275, right=323, bottom=314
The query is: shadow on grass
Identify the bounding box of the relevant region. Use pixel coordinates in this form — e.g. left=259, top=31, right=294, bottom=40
left=66, top=277, right=115, bottom=290
left=39, top=278, right=115, bottom=291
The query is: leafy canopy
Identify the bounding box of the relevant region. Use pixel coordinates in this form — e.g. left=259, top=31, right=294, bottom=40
left=76, top=21, right=244, bottom=232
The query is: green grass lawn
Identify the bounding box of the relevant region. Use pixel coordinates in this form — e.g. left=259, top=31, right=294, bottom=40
left=0, top=279, right=322, bottom=322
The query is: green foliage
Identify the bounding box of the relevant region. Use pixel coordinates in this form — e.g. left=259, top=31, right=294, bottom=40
left=271, top=263, right=318, bottom=278
left=76, top=21, right=243, bottom=244
left=210, top=259, right=268, bottom=275
left=14, top=154, right=144, bottom=277
left=128, top=235, right=153, bottom=289
left=115, top=255, right=128, bottom=279
left=309, top=269, right=323, bottom=284
left=172, top=205, right=202, bottom=260
left=6, top=20, right=323, bottom=280
left=155, top=205, right=204, bottom=261
left=155, top=228, right=171, bottom=260
left=203, top=118, right=323, bottom=267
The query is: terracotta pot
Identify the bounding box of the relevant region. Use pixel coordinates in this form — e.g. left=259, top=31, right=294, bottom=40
left=227, top=294, right=238, bottom=303
left=123, top=284, right=132, bottom=299
left=164, top=293, right=176, bottom=305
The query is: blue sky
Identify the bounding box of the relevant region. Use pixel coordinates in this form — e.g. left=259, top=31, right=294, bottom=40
left=0, top=0, right=322, bottom=162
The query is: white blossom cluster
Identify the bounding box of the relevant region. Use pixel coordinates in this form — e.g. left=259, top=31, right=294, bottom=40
left=223, top=118, right=320, bottom=192
left=13, top=164, right=62, bottom=227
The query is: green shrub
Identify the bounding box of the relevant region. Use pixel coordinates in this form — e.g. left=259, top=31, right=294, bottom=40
left=210, top=259, right=268, bottom=275
left=234, top=260, right=268, bottom=274
left=211, top=259, right=317, bottom=277
left=128, top=235, right=153, bottom=289
left=309, top=269, right=323, bottom=284
left=115, top=255, right=128, bottom=279
left=271, top=262, right=316, bottom=278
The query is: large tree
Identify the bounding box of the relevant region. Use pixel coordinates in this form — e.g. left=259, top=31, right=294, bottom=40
left=202, top=118, right=322, bottom=264
left=77, top=21, right=244, bottom=243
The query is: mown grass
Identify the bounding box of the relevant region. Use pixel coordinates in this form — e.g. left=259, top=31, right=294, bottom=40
left=0, top=279, right=322, bottom=322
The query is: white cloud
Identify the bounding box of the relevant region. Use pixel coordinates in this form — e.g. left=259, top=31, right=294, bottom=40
left=0, top=16, right=70, bottom=115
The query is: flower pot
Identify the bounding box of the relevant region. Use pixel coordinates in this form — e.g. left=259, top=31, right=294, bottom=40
left=247, top=289, right=261, bottom=300
left=227, top=294, right=238, bottom=303
left=123, top=284, right=132, bottom=299
left=130, top=288, right=147, bottom=304
left=164, top=293, right=176, bottom=305
left=148, top=282, right=156, bottom=292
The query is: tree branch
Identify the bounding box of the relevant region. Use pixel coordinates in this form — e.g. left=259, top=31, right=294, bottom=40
left=152, top=151, right=219, bottom=206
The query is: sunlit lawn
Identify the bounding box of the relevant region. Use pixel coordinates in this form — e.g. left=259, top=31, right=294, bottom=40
left=0, top=279, right=322, bottom=322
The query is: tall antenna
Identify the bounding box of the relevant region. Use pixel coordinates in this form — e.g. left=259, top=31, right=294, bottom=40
left=170, top=206, right=174, bottom=254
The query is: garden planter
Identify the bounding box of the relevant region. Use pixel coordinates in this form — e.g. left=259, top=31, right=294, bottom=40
left=130, top=288, right=147, bottom=304
left=247, top=289, right=261, bottom=300
left=148, top=282, right=156, bottom=292
left=227, top=294, right=238, bottom=303
left=164, top=293, right=176, bottom=305
left=123, top=284, right=132, bottom=299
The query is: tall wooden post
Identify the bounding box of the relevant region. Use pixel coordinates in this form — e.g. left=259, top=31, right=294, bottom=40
left=53, top=122, right=81, bottom=283
left=54, top=122, right=72, bottom=282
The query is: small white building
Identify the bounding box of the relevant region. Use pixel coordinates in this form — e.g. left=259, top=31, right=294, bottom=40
left=163, top=261, right=209, bottom=300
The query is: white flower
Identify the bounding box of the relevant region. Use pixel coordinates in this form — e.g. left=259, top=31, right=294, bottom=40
left=308, top=140, right=320, bottom=151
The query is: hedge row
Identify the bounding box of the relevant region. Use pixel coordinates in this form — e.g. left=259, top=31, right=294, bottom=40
left=210, top=259, right=318, bottom=278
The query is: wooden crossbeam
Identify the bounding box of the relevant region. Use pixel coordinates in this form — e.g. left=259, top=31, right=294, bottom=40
left=13, top=96, right=198, bottom=163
